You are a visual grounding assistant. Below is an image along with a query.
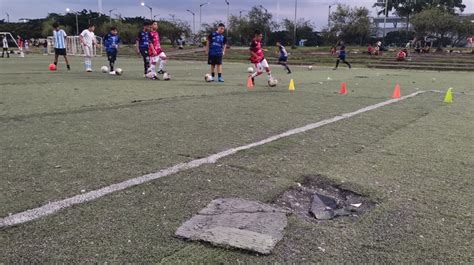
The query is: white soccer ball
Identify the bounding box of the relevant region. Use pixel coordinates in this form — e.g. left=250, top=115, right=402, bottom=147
left=308, top=65, right=313, bottom=71
left=101, top=66, right=109, bottom=73
left=204, top=73, right=213, bottom=82
left=163, top=72, right=171, bottom=81
left=247, top=67, right=254, bottom=73
left=115, top=68, right=123, bottom=76
left=268, top=78, right=278, bottom=87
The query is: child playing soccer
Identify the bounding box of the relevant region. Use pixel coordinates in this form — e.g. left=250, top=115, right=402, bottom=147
left=2, top=35, right=9, bottom=58
left=276, top=41, right=291, bottom=74
left=136, top=21, right=154, bottom=78
left=206, top=23, right=227, bottom=82
left=80, top=24, right=98, bottom=72
left=248, top=30, right=273, bottom=86
left=148, top=21, right=168, bottom=80
left=333, top=41, right=351, bottom=70
left=103, top=26, right=121, bottom=75
left=52, top=22, right=70, bottom=70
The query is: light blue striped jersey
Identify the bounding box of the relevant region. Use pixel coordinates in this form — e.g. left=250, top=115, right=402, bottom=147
left=53, top=29, right=67, bottom=49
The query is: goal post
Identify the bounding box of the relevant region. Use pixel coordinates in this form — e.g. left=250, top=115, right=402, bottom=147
left=0, top=32, right=20, bottom=49
left=47, top=36, right=103, bottom=56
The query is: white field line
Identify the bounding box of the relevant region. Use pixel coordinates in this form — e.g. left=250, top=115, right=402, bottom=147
left=0, top=91, right=425, bottom=228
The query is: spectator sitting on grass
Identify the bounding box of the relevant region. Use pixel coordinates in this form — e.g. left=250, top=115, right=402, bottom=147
left=396, top=49, right=407, bottom=61
left=330, top=46, right=336, bottom=55
left=368, top=44, right=375, bottom=55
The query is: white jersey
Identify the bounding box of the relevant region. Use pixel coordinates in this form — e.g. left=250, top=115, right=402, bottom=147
left=2, top=37, right=8, bottom=48
left=80, top=29, right=96, bottom=47
left=53, top=29, right=67, bottom=49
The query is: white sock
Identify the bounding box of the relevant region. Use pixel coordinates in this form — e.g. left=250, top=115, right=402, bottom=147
left=159, top=59, right=167, bottom=72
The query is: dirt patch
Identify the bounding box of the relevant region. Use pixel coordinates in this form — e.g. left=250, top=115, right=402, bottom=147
left=274, top=175, right=375, bottom=223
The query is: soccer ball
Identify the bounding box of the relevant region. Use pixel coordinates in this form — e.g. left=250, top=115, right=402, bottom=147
left=163, top=72, right=171, bottom=81
left=247, top=67, right=254, bottom=73
left=101, top=66, right=109, bottom=73
left=49, top=63, right=57, bottom=71
left=115, top=68, right=123, bottom=76
left=268, top=78, right=278, bottom=87
left=308, top=65, right=313, bottom=71
left=204, top=73, right=213, bottom=82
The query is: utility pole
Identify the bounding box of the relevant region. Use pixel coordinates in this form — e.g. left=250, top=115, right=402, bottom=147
left=293, top=0, right=297, bottom=48
left=66, top=8, right=79, bottom=36
left=5, top=12, right=10, bottom=23
left=383, top=0, right=388, bottom=44
left=141, top=2, right=153, bottom=20
left=186, top=9, right=196, bottom=36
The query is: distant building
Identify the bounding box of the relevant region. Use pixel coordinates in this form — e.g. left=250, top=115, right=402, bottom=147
left=371, top=16, right=411, bottom=38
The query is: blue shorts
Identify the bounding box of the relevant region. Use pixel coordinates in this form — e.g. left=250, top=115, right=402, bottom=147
left=208, top=54, right=223, bottom=65
left=338, top=54, right=346, bottom=60
left=279, top=56, right=288, bottom=62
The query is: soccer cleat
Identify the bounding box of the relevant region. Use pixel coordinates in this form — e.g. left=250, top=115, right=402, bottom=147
left=67, top=65, right=71, bottom=70
left=252, top=77, right=255, bottom=85
left=109, top=71, right=116, bottom=75
left=157, top=70, right=165, bottom=75
left=218, top=76, right=224, bottom=82
left=209, top=76, right=215, bottom=82
left=86, top=68, right=92, bottom=72
left=151, top=75, right=160, bottom=80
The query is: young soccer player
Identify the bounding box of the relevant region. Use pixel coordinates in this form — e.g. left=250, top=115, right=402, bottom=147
left=333, top=41, right=351, bottom=70
left=103, top=26, right=121, bottom=75
left=249, top=30, right=273, bottom=85
left=52, top=22, right=70, bottom=70
left=17, top=35, right=25, bottom=57
left=136, top=21, right=153, bottom=77
left=276, top=41, right=291, bottom=74
left=206, top=23, right=227, bottom=82
left=1, top=35, right=9, bottom=58
left=148, top=21, right=168, bottom=80
left=80, top=24, right=97, bottom=72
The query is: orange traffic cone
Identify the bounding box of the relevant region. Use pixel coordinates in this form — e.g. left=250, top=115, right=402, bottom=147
left=247, top=76, right=254, bottom=89
left=340, top=82, right=348, bottom=95
left=392, top=83, right=401, bottom=99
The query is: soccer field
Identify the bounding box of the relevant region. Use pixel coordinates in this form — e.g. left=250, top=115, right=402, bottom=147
left=1, top=55, right=473, bottom=263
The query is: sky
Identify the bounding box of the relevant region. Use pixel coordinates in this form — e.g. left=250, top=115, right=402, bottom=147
left=1, top=0, right=473, bottom=30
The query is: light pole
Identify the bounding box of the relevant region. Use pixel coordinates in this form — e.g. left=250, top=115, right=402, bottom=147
left=186, top=9, right=196, bottom=35
left=383, top=0, right=388, bottom=44
left=292, top=0, right=297, bottom=48
left=66, top=8, right=79, bottom=36
left=199, top=2, right=210, bottom=33
left=258, top=5, right=268, bottom=45
left=5, top=12, right=9, bottom=23
left=225, top=0, right=230, bottom=37
left=328, top=5, right=332, bottom=28
left=109, top=8, right=117, bottom=24
left=141, top=2, right=153, bottom=20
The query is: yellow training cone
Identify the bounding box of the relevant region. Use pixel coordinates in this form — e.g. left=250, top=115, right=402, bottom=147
left=444, top=87, right=453, bottom=103
left=289, top=79, right=295, bottom=91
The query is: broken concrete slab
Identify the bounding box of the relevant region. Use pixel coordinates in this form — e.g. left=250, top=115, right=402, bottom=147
left=310, top=194, right=338, bottom=220
left=175, top=198, right=289, bottom=254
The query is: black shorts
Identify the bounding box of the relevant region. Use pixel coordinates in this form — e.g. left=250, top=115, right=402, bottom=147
left=208, top=55, right=223, bottom=65
left=107, top=51, right=117, bottom=62
left=55, top=48, right=67, bottom=56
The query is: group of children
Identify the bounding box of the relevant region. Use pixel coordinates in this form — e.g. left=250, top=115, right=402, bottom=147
left=49, top=21, right=351, bottom=85
left=51, top=21, right=168, bottom=78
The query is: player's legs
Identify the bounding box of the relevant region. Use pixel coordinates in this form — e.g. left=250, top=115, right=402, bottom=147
left=63, top=55, right=71, bottom=70
left=83, top=46, right=92, bottom=71
left=343, top=58, right=351, bottom=68
left=107, top=51, right=117, bottom=72
left=157, top=52, right=167, bottom=74
left=260, top=59, right=272, bottom=80
left=334, top=58, right=341, bottom=70
left=149, top=55, right=157, bottom=76
left=278, top=56, right=291, bottom=74
left=140, top=49, right=150, bottom=75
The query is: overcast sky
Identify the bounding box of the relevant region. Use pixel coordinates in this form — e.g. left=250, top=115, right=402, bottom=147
left=1, top=0, right=473, bottom=30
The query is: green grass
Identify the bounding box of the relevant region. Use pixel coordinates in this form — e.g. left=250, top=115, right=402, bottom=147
left=1, top=55, right=473, bottom=263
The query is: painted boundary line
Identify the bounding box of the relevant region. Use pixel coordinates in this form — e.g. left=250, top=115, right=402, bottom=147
left=0, top=91, right=425, bottom=228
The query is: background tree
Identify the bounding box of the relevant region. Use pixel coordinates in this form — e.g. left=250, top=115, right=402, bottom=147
left=411, top=8, right=459, bottom=50
left=325, top=4, right=371, bottom=45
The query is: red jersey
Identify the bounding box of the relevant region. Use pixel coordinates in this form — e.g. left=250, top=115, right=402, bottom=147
left=149, top=31, right=162, bottom=55
left=249, top=38, right=264, bottom=63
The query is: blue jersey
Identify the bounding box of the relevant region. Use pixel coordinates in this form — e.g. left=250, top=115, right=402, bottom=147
left=208, top=32, right=227, bottom=56
left=339, top=45, right=346, bottom=56
left=279, top=45, right=288, bottom=57
left=137, top=31, right=151, bottom=50
left=104, top=33, right=121, bottom=53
